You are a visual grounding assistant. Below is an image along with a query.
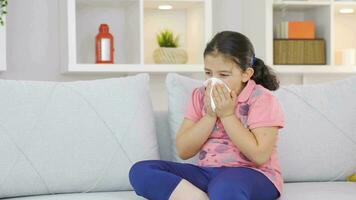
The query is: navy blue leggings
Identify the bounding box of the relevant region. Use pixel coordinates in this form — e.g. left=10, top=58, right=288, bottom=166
left=129, top=160, right=280, bottom=200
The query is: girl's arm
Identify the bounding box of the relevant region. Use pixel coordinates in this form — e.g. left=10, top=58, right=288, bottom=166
left=213, top=84, right=280, bottom=167
left=175, top=115, right=216, bottom=160
left=220, top=115, right=278, bottom=167
left=176, top=81, right=217, bottom=160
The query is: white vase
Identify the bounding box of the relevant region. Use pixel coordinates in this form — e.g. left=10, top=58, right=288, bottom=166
left=341, top=48, right=356, bottom=65
left=153, top=47, right=188, bottom=64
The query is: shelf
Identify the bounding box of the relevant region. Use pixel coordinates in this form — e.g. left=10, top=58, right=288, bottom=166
left=59, top=0, right=212, bottom=74
left=63, top=64, right=204, bottom=73
left=252, top=0, right=356, bottom=75
left=75, top=0, right=140, bottom=64
left=0, top=16, right=6, bottom=72
left=145, top=0, right=205, bottom=9
left=334, top=1, right=356, bottom=9
left=273, top=1, right=331, bottom=10
left=272, top=65, right=356, bottom=74
left=333, top=1, right=356, bottom=65
left=145, top=0, right=205, bottom=2
left=144, top=0, right=207, bottom=65
left=334, top=1, right=356, bottom=6
left=76, top=0, right=138, bottom=7
left=271, top=0, right=331, bottom=65
left=61, top=63, right=356, bottom=75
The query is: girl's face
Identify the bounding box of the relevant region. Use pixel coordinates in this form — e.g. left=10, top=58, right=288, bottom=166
left=204, top=54, right=252, bottom=95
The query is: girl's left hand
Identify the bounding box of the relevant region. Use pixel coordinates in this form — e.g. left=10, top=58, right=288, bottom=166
left=212, top=84, right=237, bottom=119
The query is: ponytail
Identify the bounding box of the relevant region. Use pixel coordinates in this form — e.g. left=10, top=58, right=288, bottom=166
left=251, top=58, right=279, bottom=91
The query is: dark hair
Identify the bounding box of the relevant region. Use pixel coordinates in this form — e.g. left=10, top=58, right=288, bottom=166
left=204, top=31, right=279, bottom=91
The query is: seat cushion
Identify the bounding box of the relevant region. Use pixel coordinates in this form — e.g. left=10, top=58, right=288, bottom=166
left=4, top=182, right=356, bottom=200
left=0, top=74, right=160, bottom=198
left=1, top=191, right=144, bottom=200
left=279, top=182, right=356, bottom=200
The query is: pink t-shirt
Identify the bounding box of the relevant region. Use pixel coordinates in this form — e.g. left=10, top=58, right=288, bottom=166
left=184, top=79, right=285, bottom=194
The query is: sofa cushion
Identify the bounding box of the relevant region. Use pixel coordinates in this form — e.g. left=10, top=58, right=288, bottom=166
left=166, top=73, right=356, bottom=182
left=165, top=73, right=203, bottom=163
left=2, top=191, right=144, bottom=200
left=275, top=77, right=356, bottom=182
left=0, top=74, right=159, bottom=198
left=154, top=111, right=174, bottom=161
left=279, top=182, right=356, bottom=200
left=3, top=182, right=355, bottom=200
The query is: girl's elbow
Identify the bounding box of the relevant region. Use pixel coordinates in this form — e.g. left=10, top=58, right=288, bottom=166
left=177, top=152, right=190, bottom=160
left=176, top=142, right=196, bottom=160
left=176, top=148, right=193, bottom=160
left=254, top=160, right=267, bottom=168
left=252, top=154, right=270, bottom=167
left=176, top=141, right=190, bottom=160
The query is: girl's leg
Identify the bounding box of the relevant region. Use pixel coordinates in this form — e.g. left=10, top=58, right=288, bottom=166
left=129, top=160, right=210, bottom=200
left=207, top=167, right=280, bottom=200
left=169, top=179, right=209, bottom=200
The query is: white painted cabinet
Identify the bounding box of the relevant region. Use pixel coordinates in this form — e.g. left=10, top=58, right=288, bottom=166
left=59, top=0, right=212, bottom=73
left=257, top=0, right=356, bottom=85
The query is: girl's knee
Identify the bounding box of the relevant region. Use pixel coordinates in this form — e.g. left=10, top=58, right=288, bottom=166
left=129, top=160, right=160, bottom=192
left=129, top=160, right=160, bottom=178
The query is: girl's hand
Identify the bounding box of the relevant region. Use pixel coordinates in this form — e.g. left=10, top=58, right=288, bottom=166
left=204, top=81, right=217, bottom=118
left=212, top=84, right=237, bottom=119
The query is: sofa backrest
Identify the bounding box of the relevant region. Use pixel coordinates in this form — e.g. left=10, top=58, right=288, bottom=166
left=1, top=73, right=355, bottom=200
left=274, top=77, right=356, bottom=182
left=0, top=74, right=160, bottom=198
left=154, top=110, right=174, bottom=161
left=162, top=73, right=356, bottom=183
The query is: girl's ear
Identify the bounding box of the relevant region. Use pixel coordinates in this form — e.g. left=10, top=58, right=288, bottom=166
left=242, top=67, right=254, bottom=83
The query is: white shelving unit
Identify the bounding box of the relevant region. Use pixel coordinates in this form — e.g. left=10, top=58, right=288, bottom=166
left=334, top=1, right=356, bottom=65
left=0, top=15, right=6, bottom=71
left=59, top=0, right=212, bottom=73
left=266, top=0, right=356, bottom=75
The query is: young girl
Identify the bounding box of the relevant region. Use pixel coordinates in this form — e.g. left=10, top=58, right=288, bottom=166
left=129, top=31, right=284, bottom=200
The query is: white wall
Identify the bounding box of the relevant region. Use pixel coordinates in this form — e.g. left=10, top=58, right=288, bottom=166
left=1, top=0, right=247, bottom=111
left=212, top=0, right=243, bottom=34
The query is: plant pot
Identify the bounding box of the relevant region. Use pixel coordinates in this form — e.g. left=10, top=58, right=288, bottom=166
left=153, top=47, right=188, bottom=64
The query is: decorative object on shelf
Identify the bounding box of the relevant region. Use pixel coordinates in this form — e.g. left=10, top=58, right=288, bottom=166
left=153, top=29, right=188, bottom=64
left=275, top=21, right=315, bottom=39
left=274, top=39, right=326, bottom=65
left=95, top=24, right=114, bottom=64
left=0, top=0, right=7, bottom=26
left=341, top=48, right=356, bottom=65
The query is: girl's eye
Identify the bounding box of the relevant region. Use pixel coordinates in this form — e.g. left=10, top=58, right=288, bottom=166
left=220, top=74, right=229, bottom=77
left=205, top=72, right=211, bottom=75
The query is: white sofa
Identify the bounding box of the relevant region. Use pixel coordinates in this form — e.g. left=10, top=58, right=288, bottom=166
left=0, top=73, right=355, bottom=200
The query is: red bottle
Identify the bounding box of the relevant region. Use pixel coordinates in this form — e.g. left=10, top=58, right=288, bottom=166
left=96, top=24, right=114, bottom=64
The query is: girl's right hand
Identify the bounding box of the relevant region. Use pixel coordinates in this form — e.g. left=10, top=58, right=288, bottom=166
left=204, top=81, right=217, bottom=118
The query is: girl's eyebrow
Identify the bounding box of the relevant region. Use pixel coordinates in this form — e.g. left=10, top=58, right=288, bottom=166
left=219, top=70, right=232, bottom=73
left=204, top=68, right=232, bottom=73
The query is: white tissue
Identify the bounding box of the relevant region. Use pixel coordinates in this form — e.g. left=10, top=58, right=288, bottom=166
left=203, top=78, right=232, bottom=112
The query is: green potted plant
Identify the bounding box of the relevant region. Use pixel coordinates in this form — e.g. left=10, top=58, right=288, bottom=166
left=153, top=29, right=188, bottom=64
left=0, top=0, right=7, bottom=26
